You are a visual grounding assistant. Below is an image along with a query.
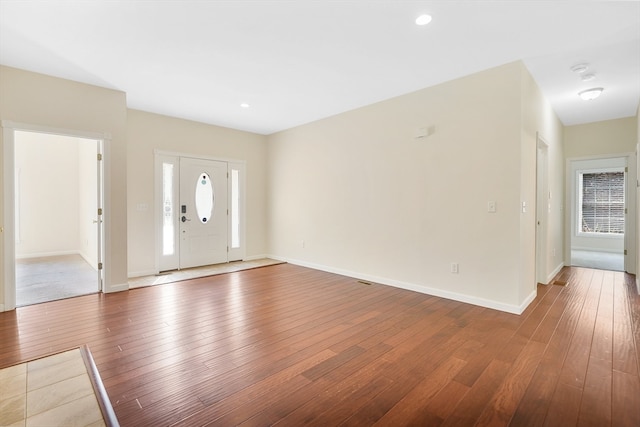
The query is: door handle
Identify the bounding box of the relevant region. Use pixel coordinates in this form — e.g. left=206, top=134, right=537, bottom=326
left=181, top=216, right=191, bottom=223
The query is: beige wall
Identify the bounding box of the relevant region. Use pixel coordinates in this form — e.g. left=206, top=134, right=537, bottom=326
left=564, top=117, right=637, bottom=158
left=0, top=65, right=128, bottom=309
left=126, top=110, right=268, bottom=276
left=267, top=61, right=563, bottom=313
left=14, top=132, right=80, bottom=257
left=520, top=63, right=565, bottom=288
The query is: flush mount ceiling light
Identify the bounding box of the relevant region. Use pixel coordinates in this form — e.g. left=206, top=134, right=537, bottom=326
left=415, top=14, right=432, bottom=26
left=240, top=103, right=250, bottom=108
left=581, top=73, right=596, bottom=82
left=578, top=88, right=603, bottom=101
left=570, top=63, right=589, bottom=74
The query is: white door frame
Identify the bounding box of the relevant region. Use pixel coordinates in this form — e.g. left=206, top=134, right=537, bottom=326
left=2, top=121, right=110, bottom=311
left=535, top=134, right=549, bottom=284
left=154, top=150, right=246, bottom=273
left=565, top=153, right=637, bottom=274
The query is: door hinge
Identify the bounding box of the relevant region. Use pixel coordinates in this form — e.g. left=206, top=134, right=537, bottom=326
left=227, top=246, right=229, bottom=252
left=625, top=208, right=628, bottom=214
left=624, top=249, right=628, bottom=255
left=97, top=153, right=103, bottom=161
left=98, top=208, right=103, bottom=216
left=98, top=262, right=103, bottom=270
left=625, top=166, right=628, bottom=173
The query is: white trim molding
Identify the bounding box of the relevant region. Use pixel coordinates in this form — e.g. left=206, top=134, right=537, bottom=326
left=2, top=121, right=113, bottom=309
left=547, top=262, right=565, bottom=284
left=270, top=255, right=535, bottom=315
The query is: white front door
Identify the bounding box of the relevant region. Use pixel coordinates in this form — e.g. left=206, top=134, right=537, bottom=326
left=179, top=157, right=228, bottom=269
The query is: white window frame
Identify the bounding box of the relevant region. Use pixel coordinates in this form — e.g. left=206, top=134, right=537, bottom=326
left=576, top=166, right=625, bottom=238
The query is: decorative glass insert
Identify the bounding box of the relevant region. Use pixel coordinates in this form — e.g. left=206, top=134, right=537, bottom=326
left=195, top=172, right=214, bottom=223
left=231, top=169, right=240, bottom=248
left=162, top=163, right=175, bottom=255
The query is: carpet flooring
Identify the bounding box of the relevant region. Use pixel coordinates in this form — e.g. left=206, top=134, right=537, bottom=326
left=571, top=249, right=624, bottom=271
left=16, top=255, right=99, bottom=307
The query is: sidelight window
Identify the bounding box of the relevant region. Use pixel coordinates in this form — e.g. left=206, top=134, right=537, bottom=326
left=162, top=163, right=175, bottom=255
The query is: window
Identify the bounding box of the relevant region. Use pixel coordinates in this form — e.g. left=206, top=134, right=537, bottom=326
left=231, top=169, right=240, bottom=248
left=195, top=172, right=213, bottom=223
left=579, top=171, right=624, bottom=234
left=162, top=162, right=175, bottom=255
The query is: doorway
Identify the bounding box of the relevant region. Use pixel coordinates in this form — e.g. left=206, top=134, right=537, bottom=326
left=569, top=157, right=627, bottom=271
left=535, top=135, right=549, bottom=284
left=156, top=153, right=245, bottom=272
left=12, top=130, right=103, bottom=306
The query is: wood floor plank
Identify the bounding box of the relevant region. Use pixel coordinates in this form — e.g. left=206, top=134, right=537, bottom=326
left=422, top=379, right=470, bottom=422
left=612, top=369, right=640, bottom=427
left=1, top=263, right=638, bottom=426
left=557, top=282, right=601, bottom=389
left=440, top=359, right=512, bottom=427
left=578, top=357, right=612, bottom=427
left=543, top=383, right=582, bottom=426
left=474, top=340, right=546, bottom=427
left=373, top=356, right=467, bottom=426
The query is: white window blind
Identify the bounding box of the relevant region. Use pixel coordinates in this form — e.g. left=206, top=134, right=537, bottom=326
left=580, top=172, right=625, bottom=234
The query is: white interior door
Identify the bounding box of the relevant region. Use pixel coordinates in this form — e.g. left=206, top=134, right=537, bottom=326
left=179, top=157, right=228, bottom=269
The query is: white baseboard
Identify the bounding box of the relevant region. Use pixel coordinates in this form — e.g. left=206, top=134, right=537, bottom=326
left=16, top=250, right=79, bottom=260
left=519, top=290, right=538, bottom=313
left=104, top=282, right=129, bottom=293
left=571, top=246, right=623, bottom=254
left=244, top=254, right=270, bottom=261
left=128, top=269, right=157, bottom=279
left=79, top=251, right=99, bottom=271
left=546, top=262, right=565, bottom=284
left=637, top=276, right=639, bottom=295
left=268, top=255, right=531, bottom=315
left=0, top=304, right=5, bottom=312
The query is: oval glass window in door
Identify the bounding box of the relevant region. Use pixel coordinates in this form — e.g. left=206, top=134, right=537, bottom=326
left=195, top=172, right=214, bottom=223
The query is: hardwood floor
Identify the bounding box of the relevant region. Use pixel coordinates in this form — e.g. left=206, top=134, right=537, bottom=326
left=1, top=263, right=639, bottom=426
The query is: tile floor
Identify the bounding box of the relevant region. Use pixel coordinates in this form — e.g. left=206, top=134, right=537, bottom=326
left=128, top=258, right=285, bottom=288
left=0, top=349, right=106, bottom=427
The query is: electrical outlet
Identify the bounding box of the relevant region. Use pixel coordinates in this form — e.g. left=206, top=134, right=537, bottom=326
left=451, top=263, right=459, bottom=274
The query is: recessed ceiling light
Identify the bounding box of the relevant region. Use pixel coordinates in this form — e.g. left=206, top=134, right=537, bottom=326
left=570, top=63, right=589, bottom=74
left=415, top=14, right=432, bottom=26
left=240, top=103, right=250, bottom=108
left=578, top=88, right=603, bottom=101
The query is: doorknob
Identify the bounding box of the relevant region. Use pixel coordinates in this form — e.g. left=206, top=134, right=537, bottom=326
left=181, top=216, right=191, bottom=222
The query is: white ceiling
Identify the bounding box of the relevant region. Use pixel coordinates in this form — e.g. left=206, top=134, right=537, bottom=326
left=1, top=1, right=639, bottom=135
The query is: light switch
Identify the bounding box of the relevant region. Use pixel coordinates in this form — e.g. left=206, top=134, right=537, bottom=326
left=522, top=201, right=527, bottom=213
left=488, top=201, right=497, bottom=213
